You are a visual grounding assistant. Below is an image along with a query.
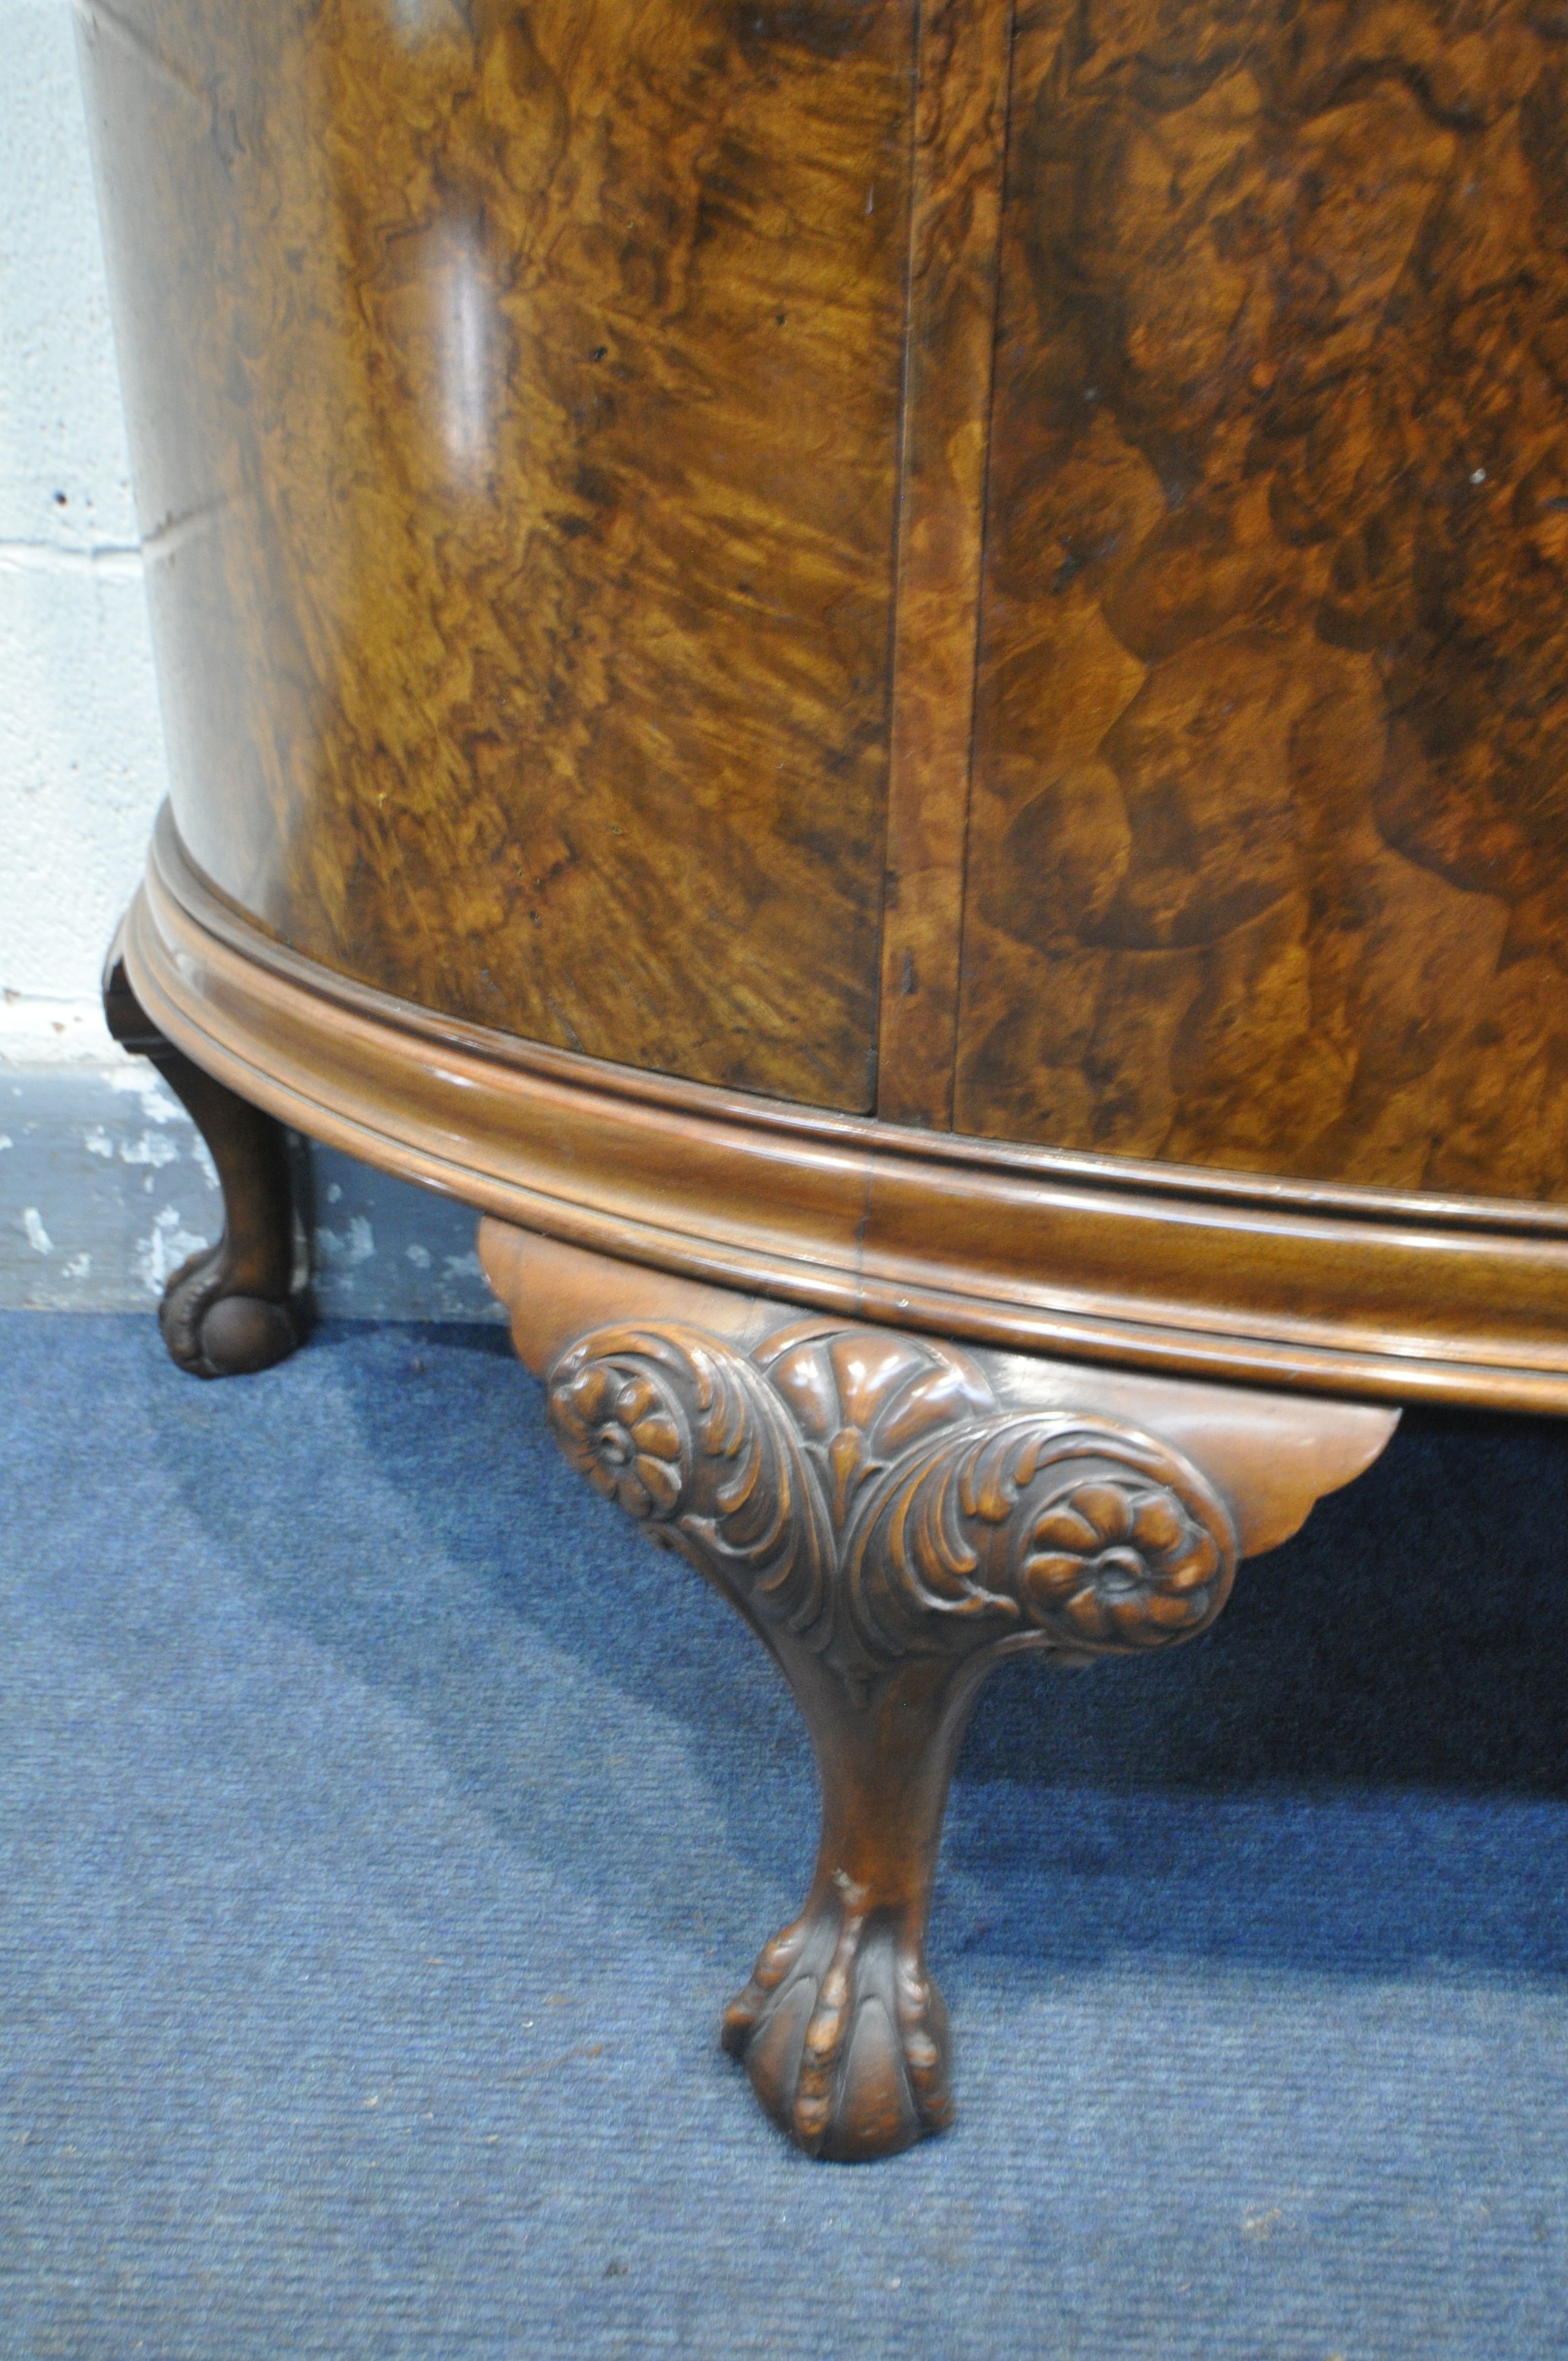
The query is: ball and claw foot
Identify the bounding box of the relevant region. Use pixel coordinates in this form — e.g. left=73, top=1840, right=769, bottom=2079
left=721, top=1878, right=953, bottom=2162
left=104, top=932, right=303, bottom=1379
left=486, top=1225, right=1395, bottom=2159
left=158, top=1244, right=301, bottom=1380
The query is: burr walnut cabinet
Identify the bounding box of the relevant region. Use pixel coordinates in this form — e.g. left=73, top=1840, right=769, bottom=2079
left=83, top=0, right=1568, bottom=2157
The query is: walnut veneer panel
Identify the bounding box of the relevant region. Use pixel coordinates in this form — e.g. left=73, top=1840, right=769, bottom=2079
left=80, top=0, right=914, bottom=1109
left=956, top=0, right=1568, bottom=1198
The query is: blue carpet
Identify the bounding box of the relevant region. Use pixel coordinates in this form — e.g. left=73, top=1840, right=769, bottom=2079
left=3, top=1311, right=1568, bottom=2358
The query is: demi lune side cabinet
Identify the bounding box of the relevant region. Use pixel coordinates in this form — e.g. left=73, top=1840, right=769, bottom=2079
left=81, top=0, right=1568, bottom=2159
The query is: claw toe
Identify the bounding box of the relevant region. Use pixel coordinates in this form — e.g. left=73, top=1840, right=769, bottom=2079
left=723, top=1897, right=952, bottom=2161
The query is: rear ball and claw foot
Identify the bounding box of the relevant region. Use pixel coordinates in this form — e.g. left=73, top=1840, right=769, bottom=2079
left=722, top=1881, right=952, bottom=2162
left=157, top=1238, right=301, bottom=1379
left=104, top=931, right=303, bottom=1378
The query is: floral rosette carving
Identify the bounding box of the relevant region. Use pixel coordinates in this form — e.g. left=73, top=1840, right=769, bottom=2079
left=545, top=1325, right=833, bottom=1635
left=1019, top=1472, right=1226, bottom=1647
left=847, top=1416, right=1236, bottom=1671
left=547, top=1323, right=1237, bottom=1689
left=549, top=1357, right=687, bottom=1522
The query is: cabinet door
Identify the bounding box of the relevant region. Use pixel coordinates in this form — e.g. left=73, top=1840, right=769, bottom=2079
left=84, top=0, right=916, bottom=1110
left=955, top=0, right=1568, bottom=1199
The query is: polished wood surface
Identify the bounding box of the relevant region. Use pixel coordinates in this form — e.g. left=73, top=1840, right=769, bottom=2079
left=86, top=0, right=1568, bottom=1389
left=83, top=0, right=1568, bottom=1197
left=874, top=0, right=1011, bottom=1128
left=957, top=0, right=1568, bottom=1196
left=483, top=1222, right=1397, bottom=2157
left=123, top=809, right=1568, bottom=1411
left=80, top=0, right=913, bottom=1108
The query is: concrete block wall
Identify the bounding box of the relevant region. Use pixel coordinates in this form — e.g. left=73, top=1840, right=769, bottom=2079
left=1, top=0, right=167, bottom=1018
left=0, top=0, right=498, bottom=1320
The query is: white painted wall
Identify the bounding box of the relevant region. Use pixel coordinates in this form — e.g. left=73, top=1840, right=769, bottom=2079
left=1, top=0, right=170, bottom=1037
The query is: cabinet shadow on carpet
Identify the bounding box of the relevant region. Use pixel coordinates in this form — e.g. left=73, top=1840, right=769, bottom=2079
left=190, top=1325, right=1568, bottom=1989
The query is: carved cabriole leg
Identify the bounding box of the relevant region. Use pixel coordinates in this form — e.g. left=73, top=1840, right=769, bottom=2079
left=104, top=929, right=302, bottom=1378
left=479, top=1221, right=1399, bottom=2163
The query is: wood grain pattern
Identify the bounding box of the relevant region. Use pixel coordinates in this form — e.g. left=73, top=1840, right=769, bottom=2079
left=957, top=0, right=1568, bottom=1198
left=875, top=0, right=1014, bottom=1127
left=85, top=0, right=1568, bottom=1225
left=79, top=0, right=915, bottom=1108
left=122, top=813, right=1568, bottom=1413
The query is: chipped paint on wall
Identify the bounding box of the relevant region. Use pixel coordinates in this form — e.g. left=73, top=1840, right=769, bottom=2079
left=135, top=1206, right=213, bottom=1296
left=1, top=1063, right=505, bottom=1321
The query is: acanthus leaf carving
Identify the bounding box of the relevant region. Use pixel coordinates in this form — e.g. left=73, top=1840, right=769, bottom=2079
left=546, top=1318, right=1238, bottom=1694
